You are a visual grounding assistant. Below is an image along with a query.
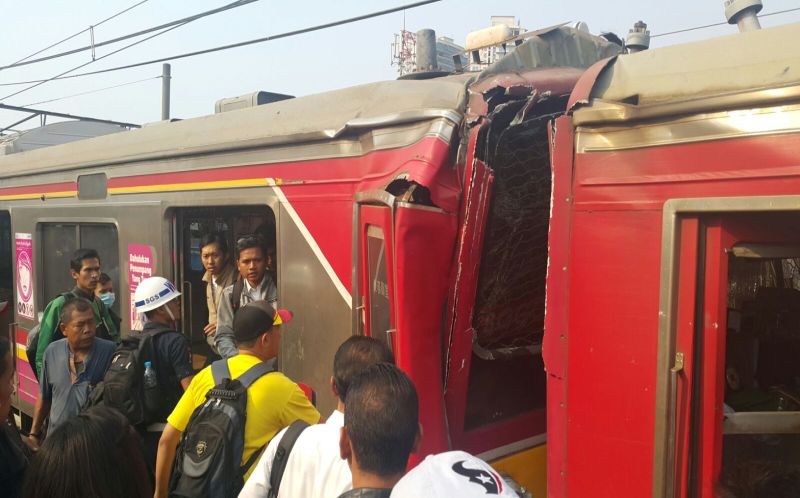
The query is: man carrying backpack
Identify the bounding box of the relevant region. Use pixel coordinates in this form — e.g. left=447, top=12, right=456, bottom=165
left=32, top=248, right=118, bottom=377
left=214, top=235, right=277, bottom=359
left=154, top=300, right=319, bottom=498
left=130, top=276, right=195, bottom=470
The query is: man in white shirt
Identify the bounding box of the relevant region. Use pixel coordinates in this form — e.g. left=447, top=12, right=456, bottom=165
left=215, top=234, right=278, bottom=358
left=239, top=335, right=394, bottom=498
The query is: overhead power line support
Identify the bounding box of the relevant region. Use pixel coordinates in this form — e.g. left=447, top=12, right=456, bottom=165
left=0, top=103, right=140, bottom=133
left=0, top=0, right=443, bottom=87
left=161, top=63, right=171, bottom=120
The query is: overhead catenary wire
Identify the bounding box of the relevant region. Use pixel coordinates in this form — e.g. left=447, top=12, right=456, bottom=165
left=652, top=6, right=800, bottom=37
left=0, top=0, right=261, bottom=71
left=0, top=21, right=189, bottom=101
left=0, top=0, right=443, bottom=88
left=23, top=76, right=160, bottom=107
left=7, top=0, right=150, bottom=68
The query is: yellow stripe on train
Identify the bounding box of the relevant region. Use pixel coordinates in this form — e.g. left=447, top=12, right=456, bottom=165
left=108, top=177, right=284, bottom=195
left=16, top=344, right=28, bottom=363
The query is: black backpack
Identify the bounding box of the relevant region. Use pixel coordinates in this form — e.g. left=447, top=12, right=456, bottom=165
left=86, top=329, right=169, bottom=426
left=229, top=278, right=246, bottom=313
left=169, top=359, right=275, bottom=498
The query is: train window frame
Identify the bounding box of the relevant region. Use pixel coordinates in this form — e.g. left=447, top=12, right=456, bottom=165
left=36, top=220, right=120, bottom=315
left=655, top=208, right=800, bottom=498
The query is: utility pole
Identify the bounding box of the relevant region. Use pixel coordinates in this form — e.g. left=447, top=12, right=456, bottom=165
left=161, top=63, right=171, bottom=120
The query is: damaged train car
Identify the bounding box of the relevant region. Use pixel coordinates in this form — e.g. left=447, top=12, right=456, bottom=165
left=2, top=25, right=619, bottom=495
left=545, top=21, right=800, bottom=498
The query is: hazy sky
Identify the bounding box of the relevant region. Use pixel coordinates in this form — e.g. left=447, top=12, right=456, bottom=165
left=1, top=0, right=799, bottom=130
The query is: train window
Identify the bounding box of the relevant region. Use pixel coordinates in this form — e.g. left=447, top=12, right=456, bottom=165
left=172, top=206, right=275, bottom=368
left=39, top=223, right=119, bottom=309
left=40, top=224, right=78, bottom=303
left=721, top=251, right=800, bottom=475
left=366, top=225, right=391, bottom=347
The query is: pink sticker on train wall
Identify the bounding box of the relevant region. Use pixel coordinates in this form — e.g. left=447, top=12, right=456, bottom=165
left=128, top=244, right=154, bottom=331
left=15, top=233, right=34, bottom=319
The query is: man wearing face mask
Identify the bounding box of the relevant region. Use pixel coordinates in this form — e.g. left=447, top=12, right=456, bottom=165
left=133, top=277, right=195, bottom=470
left=95, top=273, right=121, bottom=334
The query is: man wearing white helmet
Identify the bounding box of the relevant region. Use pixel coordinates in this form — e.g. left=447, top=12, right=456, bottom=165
left=133, top=276, right=195, bottom=470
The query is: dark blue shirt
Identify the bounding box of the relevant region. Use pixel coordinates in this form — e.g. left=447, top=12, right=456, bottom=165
left=140, top=322, right=193, bottom=420
left=40, top=338, right=116, bottom=432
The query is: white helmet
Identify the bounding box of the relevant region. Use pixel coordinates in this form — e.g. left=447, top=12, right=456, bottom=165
left=134, top=277, right=181, bottom=313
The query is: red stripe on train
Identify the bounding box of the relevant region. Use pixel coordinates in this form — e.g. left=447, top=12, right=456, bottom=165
left=0, top=181, right=76, bottom=196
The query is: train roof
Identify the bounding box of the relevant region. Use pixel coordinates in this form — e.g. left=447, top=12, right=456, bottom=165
left=0, top=25, right=621, bottom=180
left=575, top=22, right=800, bottom=124
left=0, top=78, right=467, bottom=179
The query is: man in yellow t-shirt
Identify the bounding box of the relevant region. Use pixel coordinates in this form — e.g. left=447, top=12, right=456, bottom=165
left=153, top=301, right=320, bottom=498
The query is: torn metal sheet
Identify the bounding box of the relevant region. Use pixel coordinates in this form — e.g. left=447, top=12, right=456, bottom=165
left=478, top=26, right=622, bottom=79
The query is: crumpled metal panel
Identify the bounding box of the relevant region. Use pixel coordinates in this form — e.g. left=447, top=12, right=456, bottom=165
left=478, top=26, right=622, bottom=79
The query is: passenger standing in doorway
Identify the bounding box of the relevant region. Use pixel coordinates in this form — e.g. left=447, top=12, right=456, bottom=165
left=132, top=277, right=194, bottom=470
left=28, top=299, right=116, bottom=445
left=95, top=273, right=121, bottom=334
left=34, top=249, right=118, bottom=376
left=200, top=233, right=237, bottom=354
left=215, top=234, right=277, bottom=359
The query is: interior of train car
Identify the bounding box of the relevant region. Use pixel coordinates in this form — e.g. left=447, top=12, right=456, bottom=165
left=681, top=211, right=800, bottom=491
left=170, top=205, right=275, bottom=369
left=722, top=225, right=800, bottom=474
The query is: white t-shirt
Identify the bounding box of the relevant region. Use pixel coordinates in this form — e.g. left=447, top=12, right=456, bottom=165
left=239, top=410, right=352, bottom=498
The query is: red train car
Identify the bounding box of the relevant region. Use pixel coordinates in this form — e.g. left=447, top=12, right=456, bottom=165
left=0, top=25, right=620, bottom=497
left=545, top=22, right=800, bottom=498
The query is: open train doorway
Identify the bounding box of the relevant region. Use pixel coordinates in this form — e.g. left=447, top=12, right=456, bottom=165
left=674, top=212, right=800, bottom=497
left=172, top=206, right=275, bottom=369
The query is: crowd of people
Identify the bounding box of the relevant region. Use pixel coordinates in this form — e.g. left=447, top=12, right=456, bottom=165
left=5, top=236, right=794, bottom=497
left=0, top=236, right=526, bottom=498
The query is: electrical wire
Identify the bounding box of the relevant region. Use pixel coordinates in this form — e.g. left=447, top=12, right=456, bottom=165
left=23, top=76, right=160, bottom=107
left=652, top=6, right=800, bottom=38
left=0, top=0, right=260, bottom=71
left=0, top=21, right=188, bottom=101
left=0, top=0, right=443, bottom=89
left=7, top=0, right=150, bottom=68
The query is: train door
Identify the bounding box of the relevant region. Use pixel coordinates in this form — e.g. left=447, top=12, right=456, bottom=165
left=352, top=194, right=396, bottom=351
left=353, top=188, right=457, bottom=460
left=671, top=212, right=800, bottom=498
left=172, top=206, right=275, bottom=369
